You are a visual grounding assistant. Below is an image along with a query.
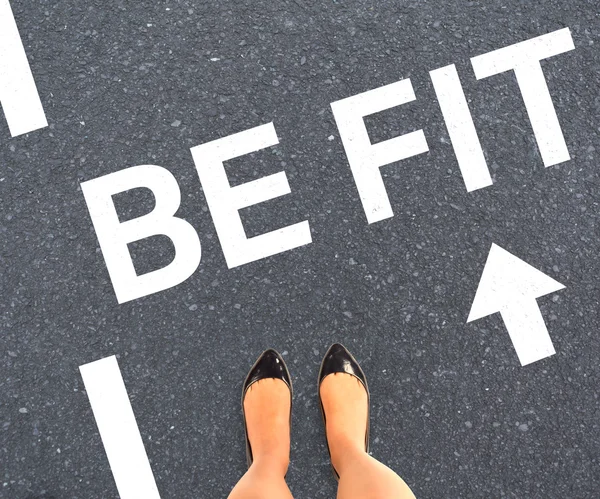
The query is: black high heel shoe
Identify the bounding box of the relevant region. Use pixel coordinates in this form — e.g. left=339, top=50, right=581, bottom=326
left=241, top=349, right=293, bottom=471
left=317, top=343, right=370, bottom=481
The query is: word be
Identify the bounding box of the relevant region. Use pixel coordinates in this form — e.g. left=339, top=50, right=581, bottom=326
left=79, top=28, right=575, bottom=303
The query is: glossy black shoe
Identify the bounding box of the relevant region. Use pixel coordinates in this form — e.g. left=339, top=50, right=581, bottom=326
left=241, top=349, right=293, bottom=471
left=317, top=343, right=370, bottom=481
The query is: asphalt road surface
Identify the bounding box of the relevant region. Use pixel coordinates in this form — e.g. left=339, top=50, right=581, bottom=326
left=1, top=0, right=599, bottom=497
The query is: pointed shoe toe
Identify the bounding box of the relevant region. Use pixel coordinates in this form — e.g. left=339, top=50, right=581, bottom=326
left=243, top=348, right=292, bottom=394
left=317, top=343, right=370, bottom=481
left=242, top=349, right=293, bottom=470
left=318, top=343, right=368, bottom=389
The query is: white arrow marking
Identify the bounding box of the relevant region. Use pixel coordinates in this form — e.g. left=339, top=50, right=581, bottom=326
left=468, top=243, right=565, bottom=366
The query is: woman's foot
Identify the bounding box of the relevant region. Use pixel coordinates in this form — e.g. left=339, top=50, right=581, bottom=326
left=319, top=372, right=369, bottom=475
left=243, top=377, right=291, bottom=475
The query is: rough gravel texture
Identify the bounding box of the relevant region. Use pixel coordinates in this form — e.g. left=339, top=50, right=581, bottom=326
left=1, top=1, right=599, bottom=498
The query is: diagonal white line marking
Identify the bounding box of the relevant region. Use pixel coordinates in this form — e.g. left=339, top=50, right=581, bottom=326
left=0, top=0, right=48, bottom=136
left=80, top=356, right=161, bottom=499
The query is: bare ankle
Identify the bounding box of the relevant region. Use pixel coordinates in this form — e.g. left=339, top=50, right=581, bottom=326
left=251, top=452, right=289, bottom=477
left=328, top=435, right=366, bottom=476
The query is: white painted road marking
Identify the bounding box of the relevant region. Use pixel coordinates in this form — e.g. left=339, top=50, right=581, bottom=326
left=0, top=0, right=47, bottom=136
left=331, top=78, right=430, bottom=224
left=468, top=243, right=565, bottom=366
left=430, top=64, right=491, bottom=192
left=79, top=28, right=575, bottom=303
left=191, top=121, right=312, bottom=269
left=80, top=356, right=161, bottom=499
left=471, top=27, right=574, bottom=167
left=80, top=164, right=202, bottom=304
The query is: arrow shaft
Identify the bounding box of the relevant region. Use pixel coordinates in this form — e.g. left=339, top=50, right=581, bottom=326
left=499, top=301, right=556, bottom=366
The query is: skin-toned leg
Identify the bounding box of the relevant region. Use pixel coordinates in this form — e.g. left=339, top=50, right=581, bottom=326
left=228, top=378, right=294, bottom=499
left=320, top=373, right=417, bottom=499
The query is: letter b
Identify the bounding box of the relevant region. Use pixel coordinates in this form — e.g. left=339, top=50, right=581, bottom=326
left=81, top=165, right=201, bottom=303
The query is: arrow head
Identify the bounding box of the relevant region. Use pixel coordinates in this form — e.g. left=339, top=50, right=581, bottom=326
left=467, top=243, right=565, bottom=322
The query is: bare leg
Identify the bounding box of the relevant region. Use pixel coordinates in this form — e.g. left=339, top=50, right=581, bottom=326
left=320, top=373, right=417, bottom=499
left=228, top=378, right=294, bottom=499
